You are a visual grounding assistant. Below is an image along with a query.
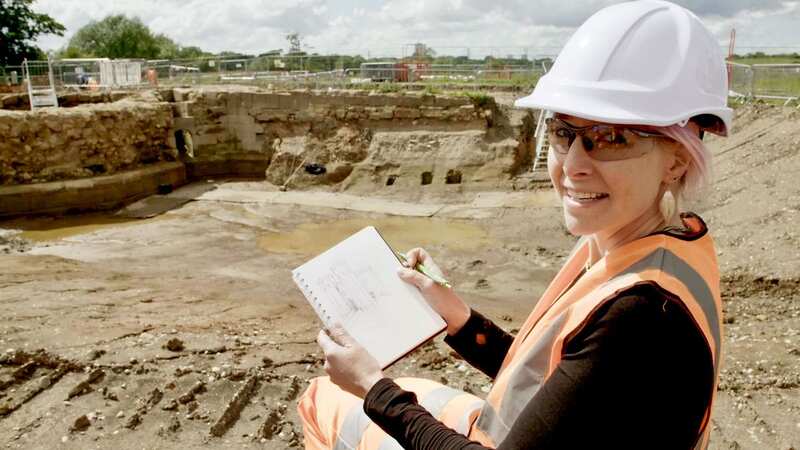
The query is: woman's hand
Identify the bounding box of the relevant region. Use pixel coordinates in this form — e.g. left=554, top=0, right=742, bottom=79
left=397, top=247, right=471, bottom=336
left=317, top=325, right=385, bottom=398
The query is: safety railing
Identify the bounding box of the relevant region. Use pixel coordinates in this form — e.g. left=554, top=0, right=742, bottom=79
left=7, top=57, right=799, bottom=105
left=726, top=62, right=800, bottom=106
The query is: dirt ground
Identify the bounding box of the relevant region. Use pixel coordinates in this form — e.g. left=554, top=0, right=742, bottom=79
left=1, top=101, right=799, bottom=449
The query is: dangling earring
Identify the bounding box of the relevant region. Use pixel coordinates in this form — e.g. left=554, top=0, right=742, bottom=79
left=659, top=189, right=677, bottom=222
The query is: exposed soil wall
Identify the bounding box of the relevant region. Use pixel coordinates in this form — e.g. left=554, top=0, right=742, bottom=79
left=0, top=91, right=132, bottom=111
left=0, top=99, right=174, bottom=185
left=0, top=87, right=536, bottom=213
left=174, top=87, right=532, bottom=189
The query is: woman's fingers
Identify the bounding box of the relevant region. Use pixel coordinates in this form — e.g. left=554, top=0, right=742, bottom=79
left=404, top=249, right=418, bottom=268
left=405, top=247, right=430, bottom=268
left=397, top=267, right=433, bottom=290
left=326, top=324, right=355, bottom=346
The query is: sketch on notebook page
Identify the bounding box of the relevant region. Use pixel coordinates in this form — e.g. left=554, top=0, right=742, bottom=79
left=312, top=258, right=389, bottom=322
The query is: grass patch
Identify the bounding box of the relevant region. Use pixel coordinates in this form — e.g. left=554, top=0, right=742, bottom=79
left=376, top=82, right=402, bottom=93
left=423, top=85, right=442, bottom=96
left=730, top=55, right=800, bottom=65
left=459, top=91, right=494, bottom=109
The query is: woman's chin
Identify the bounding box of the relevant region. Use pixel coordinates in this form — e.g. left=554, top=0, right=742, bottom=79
left=563, top=213, right=602, bottom=236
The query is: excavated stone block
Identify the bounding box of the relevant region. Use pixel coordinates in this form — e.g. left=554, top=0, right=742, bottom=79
left=366, top=107, right=395, bottom=121
left=394, top=107, right=421, bottom=120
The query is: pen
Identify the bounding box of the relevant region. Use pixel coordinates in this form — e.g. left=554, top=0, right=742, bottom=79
left=395, top=251, right=453, bottom=289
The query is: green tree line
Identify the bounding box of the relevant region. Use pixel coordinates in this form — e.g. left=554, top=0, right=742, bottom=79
left=58, top=15, right=210, bottom=60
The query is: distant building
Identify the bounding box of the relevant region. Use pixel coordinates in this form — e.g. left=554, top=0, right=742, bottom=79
left=360, top=62, right=397, bottom=81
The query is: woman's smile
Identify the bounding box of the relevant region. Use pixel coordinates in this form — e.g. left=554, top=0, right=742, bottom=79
left=563, top=188, right=610, bottom=204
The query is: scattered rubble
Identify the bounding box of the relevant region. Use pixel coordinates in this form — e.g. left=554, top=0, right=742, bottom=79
left=66, top=368, right=105, bottom=399
left=163, top=338, right=185, bottom=352
left=69, top=414, right=91, bottom=433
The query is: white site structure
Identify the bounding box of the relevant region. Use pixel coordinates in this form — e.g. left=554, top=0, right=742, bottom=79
left=59, top=58, right=142, bottom=89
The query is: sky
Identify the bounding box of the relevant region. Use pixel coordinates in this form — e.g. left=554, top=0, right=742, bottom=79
left=32, top=0, right=800, bottom=58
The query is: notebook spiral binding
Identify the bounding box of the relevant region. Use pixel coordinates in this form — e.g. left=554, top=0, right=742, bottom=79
left=294, top=273, right=333, bottom=326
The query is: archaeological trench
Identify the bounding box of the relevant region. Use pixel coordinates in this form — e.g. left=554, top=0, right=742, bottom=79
left=0, top=87, right=798, bottom=449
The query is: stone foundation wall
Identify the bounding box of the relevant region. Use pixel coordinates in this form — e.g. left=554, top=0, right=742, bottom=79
left=173, top=87, right=509, bottom=187
left=0, top=87, right=534, bottom=206
left=0, top=100, right=174, bottom=185
left=0, top=162, right=185, bottom=218
left=0, top=91, right=132, bottom=111
left=176, top=88, right=482, bottom=149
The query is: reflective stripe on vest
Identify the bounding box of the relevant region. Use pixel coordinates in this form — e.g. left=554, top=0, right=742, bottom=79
left=472, top=217, right=722, bottom=449
left=335, top=405, right=373, bottom=450
left=335, top=385, right=467, bottom=450
left=456, top=399, right=485, bottom=435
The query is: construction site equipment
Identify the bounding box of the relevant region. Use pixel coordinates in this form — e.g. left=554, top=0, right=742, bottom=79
left=22, top=58, right=58, bottom=109
left=515, top=0, right=733, bottom=136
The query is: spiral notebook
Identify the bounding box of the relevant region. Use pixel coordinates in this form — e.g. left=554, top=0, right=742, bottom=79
left=292, top=226, right=446, bottom=369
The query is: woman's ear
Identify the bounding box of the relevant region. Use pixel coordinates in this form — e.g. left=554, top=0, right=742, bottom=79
left=663, top=143, right=691, bottom=184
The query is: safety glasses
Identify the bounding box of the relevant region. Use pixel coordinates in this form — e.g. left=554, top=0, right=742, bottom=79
left=545, top=117, right=672, bottom=161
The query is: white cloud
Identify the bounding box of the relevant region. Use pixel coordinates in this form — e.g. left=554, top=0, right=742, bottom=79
left=31, top=0, right=800, bottom=58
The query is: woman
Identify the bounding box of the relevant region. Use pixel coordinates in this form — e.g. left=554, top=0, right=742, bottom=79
left=299, top=1, right=731, bottom=449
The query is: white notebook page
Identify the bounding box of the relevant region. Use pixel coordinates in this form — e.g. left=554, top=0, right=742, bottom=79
left=292, top=226, right=446, bottom=368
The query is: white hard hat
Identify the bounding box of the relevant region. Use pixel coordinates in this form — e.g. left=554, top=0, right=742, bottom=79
left=515, top=0, right=733, bottom=136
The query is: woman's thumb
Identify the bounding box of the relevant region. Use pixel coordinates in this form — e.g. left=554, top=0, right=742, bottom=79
left=317, top=329, right=339, bottom=353
left=327, top=324, right=356, bottom=346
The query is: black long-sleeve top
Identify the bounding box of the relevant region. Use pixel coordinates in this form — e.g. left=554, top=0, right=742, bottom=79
left=363, top=283, right=715, bottom=449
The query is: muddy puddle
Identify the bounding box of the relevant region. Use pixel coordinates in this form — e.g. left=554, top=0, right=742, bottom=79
left=259, top=217, right=492, bottom=255
left=0, top=214, right=149, bottom=242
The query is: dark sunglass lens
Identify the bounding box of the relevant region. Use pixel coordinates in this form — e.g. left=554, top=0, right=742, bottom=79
left=581, top=136, right=594, bottom=151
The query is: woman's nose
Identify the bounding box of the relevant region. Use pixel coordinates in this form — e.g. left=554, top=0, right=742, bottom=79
left=562, top=135, right=595, bottom=177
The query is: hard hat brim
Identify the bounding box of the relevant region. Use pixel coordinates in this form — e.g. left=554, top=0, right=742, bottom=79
left=514, top=81, right=732, bottom=136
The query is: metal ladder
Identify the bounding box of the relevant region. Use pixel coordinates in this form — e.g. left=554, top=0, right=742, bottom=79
left=531, top=60, right=552, bottom=172
left=532, top=109, right=552, bottom=172
left=22, top=58, right=59, bottom=109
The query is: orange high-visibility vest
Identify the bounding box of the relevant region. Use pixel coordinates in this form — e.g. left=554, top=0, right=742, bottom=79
left=469, top=213, right=721, bottom=449
left=305, top=213, right=721, bottom=450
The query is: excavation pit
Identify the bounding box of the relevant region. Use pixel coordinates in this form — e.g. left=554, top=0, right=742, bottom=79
left=1, top=89, right=799, bottom=449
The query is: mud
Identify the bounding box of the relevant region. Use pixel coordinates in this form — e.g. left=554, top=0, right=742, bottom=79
left=0, top=101, right=798, bottom=449
left=258, top=216, right=491, bottom=255
left=2, top=215, right=144, bottom=242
